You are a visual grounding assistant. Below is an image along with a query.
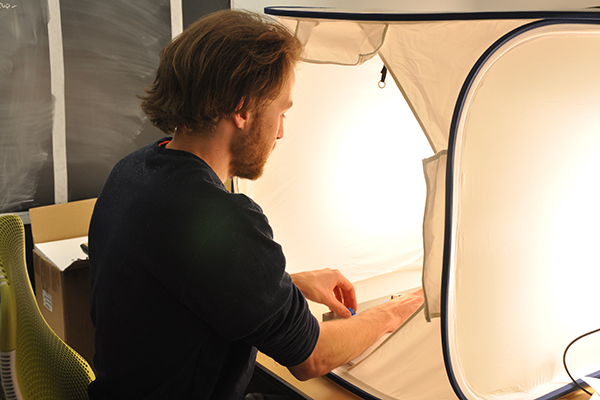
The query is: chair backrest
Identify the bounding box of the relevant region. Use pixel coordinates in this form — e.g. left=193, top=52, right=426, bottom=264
left=0, top=214, right=95, bottom=400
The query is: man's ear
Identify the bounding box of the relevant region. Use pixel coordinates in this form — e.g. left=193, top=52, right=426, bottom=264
left=233, top=109, right=249, bottom=130
left=232, top=99, right=249, bottom=129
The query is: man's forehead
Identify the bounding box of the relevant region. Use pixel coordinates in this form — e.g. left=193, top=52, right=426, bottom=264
left=284, top=70, right=296, bottom=105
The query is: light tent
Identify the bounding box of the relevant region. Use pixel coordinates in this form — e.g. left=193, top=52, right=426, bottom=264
left=238, top=7, right=600, bottom=400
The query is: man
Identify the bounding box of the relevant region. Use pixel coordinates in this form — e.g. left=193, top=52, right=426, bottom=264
left=88, top=9, right=423, bottom=400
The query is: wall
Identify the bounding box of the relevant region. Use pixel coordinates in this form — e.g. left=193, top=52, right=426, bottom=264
left=183, top=0, right=231, bottom=27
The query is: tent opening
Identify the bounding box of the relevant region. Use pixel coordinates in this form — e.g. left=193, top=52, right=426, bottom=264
left=237, top=54, right=432, bottom=301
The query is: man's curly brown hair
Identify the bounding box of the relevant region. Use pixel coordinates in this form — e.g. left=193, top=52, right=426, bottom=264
left=140, top=9, right=302, bottom=136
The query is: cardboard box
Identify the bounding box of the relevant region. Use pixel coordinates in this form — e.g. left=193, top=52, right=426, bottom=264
left=29, top=198, right=96, bottom=369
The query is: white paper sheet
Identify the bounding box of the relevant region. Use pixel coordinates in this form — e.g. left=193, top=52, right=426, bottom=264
left=34, top=236, right=88, bottom=271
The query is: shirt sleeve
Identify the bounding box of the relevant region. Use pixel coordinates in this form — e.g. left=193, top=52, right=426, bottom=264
left=244, top=276, right=320, bottom=367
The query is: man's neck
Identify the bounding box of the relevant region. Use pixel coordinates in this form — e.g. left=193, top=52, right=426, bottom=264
left=166, top=123, right=235, bottom=183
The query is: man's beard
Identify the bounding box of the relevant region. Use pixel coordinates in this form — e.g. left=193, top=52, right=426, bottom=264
left=229, top=112, right=273, bottom=181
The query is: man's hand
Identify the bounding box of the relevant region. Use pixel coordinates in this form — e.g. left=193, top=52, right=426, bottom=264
left=288, top=286, right=425, bottom=381
left=290, top=268, right=357, bottom=318
left=373, top=288, right=424, bottom=333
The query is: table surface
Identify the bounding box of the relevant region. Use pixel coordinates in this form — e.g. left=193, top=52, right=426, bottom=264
left=559, top=389, right=593, bottom=400
left=256, top=352, right=594, bottom=400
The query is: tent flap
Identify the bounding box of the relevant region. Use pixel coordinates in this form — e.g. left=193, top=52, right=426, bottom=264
left=278, top=17, right=387, bottom=65
left=421, top=150, right=447, bottom=321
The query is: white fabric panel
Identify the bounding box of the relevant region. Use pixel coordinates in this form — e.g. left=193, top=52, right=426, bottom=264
left=278, top=18, right=386, bottom=65
left=238, top=55, right=432, bottom=283
left=378, top=19, right=532, bottom=152
left=276, top=15, right=533, bottom=152
left=421, top=150, right=447, bottom=321
left=332, top=307, right=456, bottom=400
left=269, top=11, right=600, bottom=400
left=447, top=23, right=600, bottom=399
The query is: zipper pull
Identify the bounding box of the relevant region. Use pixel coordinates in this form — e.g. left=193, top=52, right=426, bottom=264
left=379, top=65, right=387, bottom=89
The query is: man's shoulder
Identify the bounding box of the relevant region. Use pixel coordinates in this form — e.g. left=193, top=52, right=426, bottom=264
left=199, top=190, right=270, bottom=236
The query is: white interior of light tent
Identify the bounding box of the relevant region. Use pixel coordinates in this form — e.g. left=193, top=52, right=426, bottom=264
left=446, top=23, right=600, bottom=399
left=236, top=10, right=600, bottom=400
left=238, top=56, right=432, bottom=311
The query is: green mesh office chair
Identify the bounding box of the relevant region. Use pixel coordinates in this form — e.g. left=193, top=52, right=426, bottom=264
left=0, top=214, right=95, bottom=400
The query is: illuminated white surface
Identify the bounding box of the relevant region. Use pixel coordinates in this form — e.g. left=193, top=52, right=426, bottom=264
left=34, top=236, right=88, bottom=272
left=448, top=24, right=600, bottom=399
left=236, top=10, right=600, bottom=400
left=239, top=56, right=432, bottom=286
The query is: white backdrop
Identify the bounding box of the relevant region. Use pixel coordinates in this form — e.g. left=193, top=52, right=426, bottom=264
left=238, top=56, right=432, bottom=284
